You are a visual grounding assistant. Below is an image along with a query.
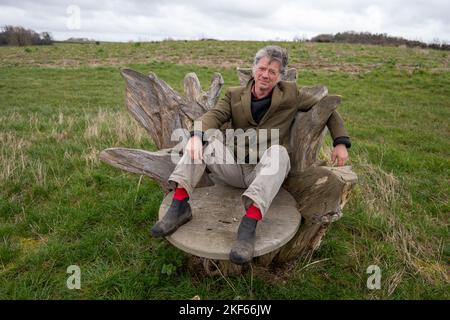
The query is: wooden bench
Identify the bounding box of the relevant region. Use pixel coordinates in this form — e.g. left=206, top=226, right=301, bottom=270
left=100, top=67, right=357, bottom=275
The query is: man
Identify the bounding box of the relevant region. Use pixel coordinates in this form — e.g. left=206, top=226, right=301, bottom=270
left=151, top=45, right=351, bottom=265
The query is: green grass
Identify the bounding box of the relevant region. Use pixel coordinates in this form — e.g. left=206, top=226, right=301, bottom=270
left=0, top=41, right=448, bottom=299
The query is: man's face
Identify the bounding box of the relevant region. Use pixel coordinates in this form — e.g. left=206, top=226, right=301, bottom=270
left=253, top=56, right=281, bottom=92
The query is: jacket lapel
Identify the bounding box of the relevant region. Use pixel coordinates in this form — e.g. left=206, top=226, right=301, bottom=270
left=240, top=79, right=257, bottom=126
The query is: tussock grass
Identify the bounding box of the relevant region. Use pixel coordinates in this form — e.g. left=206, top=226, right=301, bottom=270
left=355, top=151, right=447, bottom=284
left=0, top=131, right=31, bottom=182
left=83, top=109, right=147, bottom=146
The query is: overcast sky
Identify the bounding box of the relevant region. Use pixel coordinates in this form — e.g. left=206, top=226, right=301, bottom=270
left=0, top=0, right=449, bottom=43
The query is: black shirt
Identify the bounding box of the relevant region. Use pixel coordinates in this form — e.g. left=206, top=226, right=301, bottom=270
left=251, top=92, right=272, bottom=124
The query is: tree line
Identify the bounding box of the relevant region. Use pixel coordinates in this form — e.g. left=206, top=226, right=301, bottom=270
left=2, top=26, right=448, bottom=51
left=0, top=25, right=53, bottom=46
left=310, top=31, right=450, bottom=51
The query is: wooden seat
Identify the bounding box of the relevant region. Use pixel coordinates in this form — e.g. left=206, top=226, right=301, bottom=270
left=159, top=182, right=300, bottom=260
left=100, top=67, right=357, bottom=274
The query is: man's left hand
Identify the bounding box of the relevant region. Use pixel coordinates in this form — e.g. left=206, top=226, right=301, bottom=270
left=331, top=144, right=348, bottom=166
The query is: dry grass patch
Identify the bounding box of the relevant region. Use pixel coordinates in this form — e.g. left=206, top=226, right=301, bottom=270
left=352, top=151, right=448, bottom=288
left=83, top=109, right=148, bottom=146
left=0, top=132, right=31, bottom=183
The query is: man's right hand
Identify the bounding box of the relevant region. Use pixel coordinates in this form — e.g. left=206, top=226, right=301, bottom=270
left=186, top=135, right=203, bottom=161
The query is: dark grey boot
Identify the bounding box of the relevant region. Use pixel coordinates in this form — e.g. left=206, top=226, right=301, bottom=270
left=151, top=199, right=192, bottom=237
left=229, top=216, right=258, bottom=265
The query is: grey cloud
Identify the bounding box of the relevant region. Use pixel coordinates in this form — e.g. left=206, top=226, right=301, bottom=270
left=0, top=0, right=448, bottom=42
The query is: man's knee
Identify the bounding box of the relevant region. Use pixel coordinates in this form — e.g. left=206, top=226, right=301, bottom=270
left=260, top=145, right=291, bottom=175
left=266, top=145, right=290, bottom=165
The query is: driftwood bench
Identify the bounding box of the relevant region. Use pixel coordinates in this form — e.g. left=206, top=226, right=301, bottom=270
left=100, top=67, right=357, bottom=275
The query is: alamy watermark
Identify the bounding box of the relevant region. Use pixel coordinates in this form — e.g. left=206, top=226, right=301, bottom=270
left=170, top=121, right=282, bottom=175
left=66, top=5, right=81, bottom=30
left=366, top=265, right=381, bottom=290
left=66, top=265, right=81, bottom=289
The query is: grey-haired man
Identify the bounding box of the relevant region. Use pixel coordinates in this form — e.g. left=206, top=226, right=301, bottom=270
left=151, top=45, right=351, bottom=264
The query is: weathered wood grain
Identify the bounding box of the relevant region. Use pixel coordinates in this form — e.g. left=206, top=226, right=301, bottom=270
left=277, top=165, right=357, bottom=261
left=120, top=68, right=223, bottom=149
left=289, top=94, right=340, bottom=173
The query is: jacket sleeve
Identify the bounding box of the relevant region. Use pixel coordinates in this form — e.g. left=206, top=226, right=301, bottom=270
left=197, top=89, right=232, bottom=132
left=327, top=110, right=350, bottom=141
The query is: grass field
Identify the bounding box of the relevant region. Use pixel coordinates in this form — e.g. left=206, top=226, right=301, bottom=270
left=0, top=40, right=448, bottom=299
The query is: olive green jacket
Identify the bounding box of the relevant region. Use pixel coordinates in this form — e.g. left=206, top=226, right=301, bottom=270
left=198, top=78, right=349, bottom=157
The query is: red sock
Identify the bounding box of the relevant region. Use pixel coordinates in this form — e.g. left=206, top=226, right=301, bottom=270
left=173, top=187, right=189, bottom=201
left=245, top=204, right=262, bottom=221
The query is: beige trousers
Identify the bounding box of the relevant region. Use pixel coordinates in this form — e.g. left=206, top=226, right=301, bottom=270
left=168, top=136, right=291, bottom=216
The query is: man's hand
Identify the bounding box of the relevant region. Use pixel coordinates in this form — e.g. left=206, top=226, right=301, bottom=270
left=331, top=144, right=348, bottom=166
left=186, top=135, right=203, bottom=161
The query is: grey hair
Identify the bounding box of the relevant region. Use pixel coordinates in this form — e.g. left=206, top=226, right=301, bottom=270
left=252, top=45, right=289, bottom=78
